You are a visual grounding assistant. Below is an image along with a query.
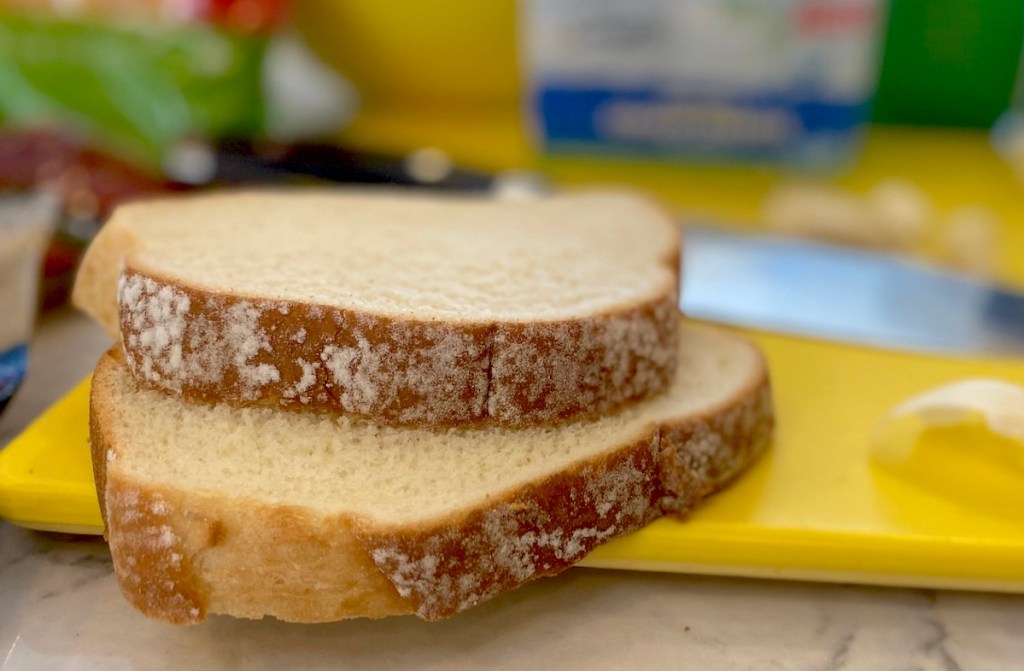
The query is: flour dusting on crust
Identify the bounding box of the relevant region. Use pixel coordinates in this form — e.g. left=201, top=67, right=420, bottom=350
left=105, top=484, right=206, bottom=624
left=117, top=267, right=678, bottom=427
left=366, top=441, right=659, bottom=619
left=119, top=274, right=190, bottom=385
left=658, top=383, right=774, bottom=512
left=119, top=272, right=282, bottom=400
left=487, top=292, right=678, bottom=423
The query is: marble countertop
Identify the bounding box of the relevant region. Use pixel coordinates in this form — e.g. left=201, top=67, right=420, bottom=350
left=2, top=311, right=1022, bottom=670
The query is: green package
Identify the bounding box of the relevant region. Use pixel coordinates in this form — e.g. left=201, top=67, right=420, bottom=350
left=0, top=13, right=266, bottom=167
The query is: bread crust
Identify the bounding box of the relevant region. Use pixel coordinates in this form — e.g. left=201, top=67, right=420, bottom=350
left=90, top=332, right=773, bottom=624
left=115, top=267, right=680, bottom=427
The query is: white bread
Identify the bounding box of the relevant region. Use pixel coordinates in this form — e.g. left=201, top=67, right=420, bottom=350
left=90, top=322, right=774, bottom=624
left=73, top=189, right=682, bottom=427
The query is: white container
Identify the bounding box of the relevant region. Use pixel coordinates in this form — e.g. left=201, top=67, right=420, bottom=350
left=0, top=192, right=59, bottom=412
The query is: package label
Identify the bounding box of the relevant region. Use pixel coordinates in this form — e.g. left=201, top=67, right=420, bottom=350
left=521, top=0, right=886, bottom=164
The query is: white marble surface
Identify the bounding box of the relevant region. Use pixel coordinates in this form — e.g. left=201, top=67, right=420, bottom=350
left=2, top=312, right=1023, bottom=670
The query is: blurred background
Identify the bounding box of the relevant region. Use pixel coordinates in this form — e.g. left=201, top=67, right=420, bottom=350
left=2, top=0, right=1024, bottom=359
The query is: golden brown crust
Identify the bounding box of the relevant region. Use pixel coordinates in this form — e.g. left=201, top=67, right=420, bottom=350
left=105, top=480, right=211, bottom=624
left=89, top=334, right=774, bottom=624
left=364, top=373, right=774, bottom=621
left=364, top=433, right=663, bottom=620
left=172, top=500, right=410, bottom=622
left=91, top=358, right=209, bottom=624
left=116, top=267, right=680, bottom=427
left=72, top=221, right=140, bottom=340
left=658, top=378, right=774, bottom=513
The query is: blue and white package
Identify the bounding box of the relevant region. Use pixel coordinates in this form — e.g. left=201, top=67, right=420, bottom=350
left=0, top=345, right=28, bottom=413
left=521, top=0, right=887, bottom=166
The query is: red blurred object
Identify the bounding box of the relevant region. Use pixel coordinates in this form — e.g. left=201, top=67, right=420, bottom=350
left=0, top=130, right=183, bottom=310
left=0, top=0, right=289, bottom=34
left=797, top=1, right=878, bottom=34
left=0, top=129, right=179, bottom=219
left=205, top=0, right=290, bottom=33
left=39, top=238, right=81, bottom=310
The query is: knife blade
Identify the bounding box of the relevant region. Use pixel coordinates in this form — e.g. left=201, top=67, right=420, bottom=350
left=681, top=225, right=1024, bottom=356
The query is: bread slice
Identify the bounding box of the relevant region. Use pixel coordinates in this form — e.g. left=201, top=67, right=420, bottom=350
left=73, top=189, right=681, bottom=427
left=90, top=322, right=773, bottom=624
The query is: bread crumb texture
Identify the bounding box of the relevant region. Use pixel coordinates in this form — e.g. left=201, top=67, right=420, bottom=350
left=106, top=190, right=680, bottom=320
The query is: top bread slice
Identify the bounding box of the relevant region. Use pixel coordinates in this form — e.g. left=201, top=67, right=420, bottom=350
left=90, top=322, right=773, bottom=624
left=73, top=189, right=682, bottom=427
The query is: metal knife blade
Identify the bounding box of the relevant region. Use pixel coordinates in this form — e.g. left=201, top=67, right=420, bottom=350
left=681, top=225, right=1024, bottom=356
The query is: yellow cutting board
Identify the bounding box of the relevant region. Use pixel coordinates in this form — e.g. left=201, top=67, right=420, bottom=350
left=3, top=328, right=1024, bottom=592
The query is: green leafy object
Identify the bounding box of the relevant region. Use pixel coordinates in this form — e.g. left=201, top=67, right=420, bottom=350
left=0, top=13, right=266, bottom=167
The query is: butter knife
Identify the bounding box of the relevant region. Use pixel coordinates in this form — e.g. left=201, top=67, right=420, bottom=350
left=681, top=225, right=1024, bottom=356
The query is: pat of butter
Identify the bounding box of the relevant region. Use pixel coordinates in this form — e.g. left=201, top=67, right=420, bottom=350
left=872, top=380, right=1024, bottom=520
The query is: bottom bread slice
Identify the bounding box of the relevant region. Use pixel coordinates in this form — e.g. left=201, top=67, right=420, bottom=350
left=90, top=322, right=774, bottom=624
